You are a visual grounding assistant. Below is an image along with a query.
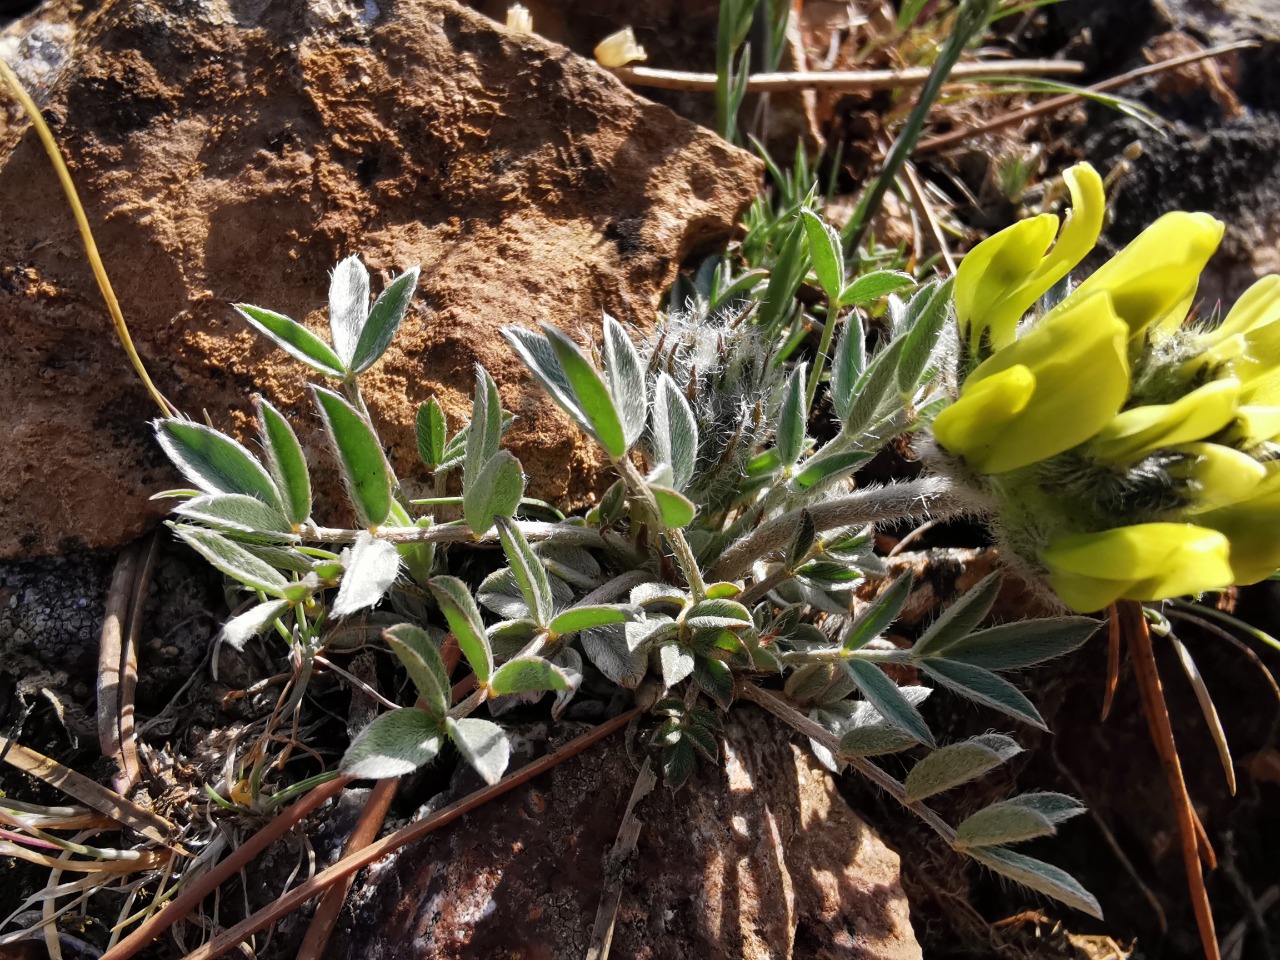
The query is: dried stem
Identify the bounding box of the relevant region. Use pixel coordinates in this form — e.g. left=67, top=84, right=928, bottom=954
left=1120, top=601, right=1220, bottom=960
left=916, top=41, right=1255, bottom=155
left=97, top=545, right=141, bottom=787
left=609, top=59, right=1083, bottom=93
left=117, top=533, right=161, bottom=794
left=175, top=709, right=642, bottom=960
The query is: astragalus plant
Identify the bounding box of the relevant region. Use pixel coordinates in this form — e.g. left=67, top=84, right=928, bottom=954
left=153, top=160, right=1280, bottom=921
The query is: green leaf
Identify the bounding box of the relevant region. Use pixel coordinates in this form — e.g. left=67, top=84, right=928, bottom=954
left=463, top=451, right=525, bottom=536
left=842, top=335, right=907, bottom=436
left=786, top=510, right=816, bottom=569
left=351, top=266, right=419, bottom=374
left=910, top=572, right=1002, bottom=659
left=311, top=386, right=392, bottom=527
left=693, top=656, right=733, bottom=710
left=221, top=599, right=290, bottom=652
left=800, top=209, right=844, bottom=304
left=920, top=658, right=1046, bottom=728
left=341, top=708, right=442, bottom=779
left=954, top=793, right=1084, bottom=849
left=543, top=324, right=628, bottom=459
left=464, top=366, right=503, bottom=492
left=934, top=617, right=1100, bottom=671
left=652, top=486, right=696, bottom=528
left=662, top=738, right=697, bottom=790
left=332, top=533, right=401, bottom=617
left=843, top=573, right=913, bottom=652
left=154, top=420, right=283, bottom=512
left=173, top=493, right=292, bottom=536
left=429, top=576, right=494, bottom=684
left=791, top=449, right=871, bottom=490
left=658, top=643, right=695, bottom=689
left=415, top=398, right=448, bottom=469
left=328, top=254, right=370, bottom=368
left=445, top=716, right=510, bottom=785
left=172, top=525, right=291, bottom=597
left=776, top=362, right=807, bottom=466
left=233, top=303, right=346, bottom=377
left=549, top=604, right=632, bottom=636
left=489, top=656, right=570, bottom=695
left=501, top=326, right=586, bottom=426
left=685, top=598, right=753, bottom=631
left=896, top=278, right=953, bottom=393
left=581, top=624, right=649, bottom=688
left=652, top=373, right=699, bottom=491
left=845, top=659, right=934, bottom=747
left=256, top=398, right=311, bottom=527
left=595, top=478, right=627, bottom=527
left=903, top=733, right=1021, bottom=801
left=384, top=624, right=451, bottom=717
left=798, top=561, right=862, bottom=588
left=495, top=518, right=553, bottom=627
left=839, top=270, right=914, bottom=307
left=602, top=313, right=647, bottom=447
left=967, top=847, right=1102, bottom=920
left=829, top=314, right=866, bottom=423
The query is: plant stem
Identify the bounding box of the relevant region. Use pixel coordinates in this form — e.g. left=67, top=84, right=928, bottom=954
left=736, top=681, right=956, bottom=844
left=805, top=302, right=841, bottom=412
left=615, top=457, right=706, bottom=599
left=710, top=475, right=979, bottom=582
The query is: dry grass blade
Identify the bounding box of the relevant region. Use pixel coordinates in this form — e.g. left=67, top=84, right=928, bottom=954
left=118, top=533, right=162, bottom=794
left=916, top=41, right=1257, bottom=154
left=1169, top=635, right=1236, bottom=796
left=0, top=736, right=180, bottom=851
left=176, top=708, right=642, bottom=960
left=0, top=60, right=176, bottom=416
left=610, top=59, right=1083, bottom=93
left=99, top=775, right=352, bottom=960
left=97, top=545, right=142, bottom=777
left=1120, top=601, right=1220, bottom=960
left=586, top=756, right=657, bottom=960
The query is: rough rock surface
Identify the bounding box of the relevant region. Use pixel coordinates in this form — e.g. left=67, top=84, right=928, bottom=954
left=0, top=0, right=761, bottom=557
left=337, top=706, right=922, bottom=960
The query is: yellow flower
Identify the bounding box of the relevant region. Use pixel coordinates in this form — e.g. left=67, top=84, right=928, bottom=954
left=1041, top=523, right=1233, bottom=612
left=1044, top=211, right=1223, bottom=341
left=1089, top=378, right=1241, bottom=463
left=933, top=291, right=1129, bottom=473
left=594, top=28, right=647, bottom=67
left=1197, top=276, right=1280, bottom=405
left=1195, top=463, right=1280, bottom=584
left=954, top=163, right=1105, bottom=352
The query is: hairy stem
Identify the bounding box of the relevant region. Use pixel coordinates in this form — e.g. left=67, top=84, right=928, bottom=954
left=710, top=475, right=979, bottom=582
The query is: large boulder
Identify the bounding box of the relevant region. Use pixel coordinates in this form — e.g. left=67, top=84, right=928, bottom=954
left=0, top=0, right=761, bottom=556
left=339, top=706, right=923, bottom=960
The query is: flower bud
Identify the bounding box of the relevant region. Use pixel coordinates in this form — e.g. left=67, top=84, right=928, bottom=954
left=594, top=28, right=647, bottom=68
left=505, top=4, right=533, bottom=34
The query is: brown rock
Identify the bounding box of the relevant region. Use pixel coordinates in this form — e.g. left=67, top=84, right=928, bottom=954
left=0, top=0, right=761, bottom=556
left=338, top=706, right=922, bottom=960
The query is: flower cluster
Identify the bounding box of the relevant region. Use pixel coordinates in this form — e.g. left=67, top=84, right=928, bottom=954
left=932, top=163, right=1280, bottom=612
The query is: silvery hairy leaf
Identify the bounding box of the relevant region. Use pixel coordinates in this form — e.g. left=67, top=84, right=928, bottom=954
left=233, top=303, right=346, bottom=378
left=931, top=617, right=1100, bottom=671
left=910, top=572, right=1002, bottom=659
left=383, top=623, right=451, bottom=718
left=171, top=525, right=296, bottom=599
left=845, top=659, right=934, bottom=748
left=311, top=386, right=392, bottom=528
left=331, top=533, right=400, bottom=617
left=903, top=733, right=1022, bottom=801
left=415, top=397, right=448, bottom=469
left=967, top=847, right=1102, bottom=919
left=329, top=254, right=370, bottom=368
left=350, top=266, right=419, bottom=374
left=463, top=366, right=503, bottom=493
left=446, top=716, right=511, bottom=785
left=155, top=419, right=283, bottom=513
left=651, top=373, right=699, bottom=491
left=463, top=450, right=525, bottom=537
left=428, top=576, right=493, bottom=685
left=221, top=599, right=290, bottom=652
left=896, top=277, right=953, bottom=393
left=776, top=362, right=807, bottom=467
left=256, top=398, right=311, bottom=527
left=918, top=658, right=1046, bottom=729
left=341, top=709, right=442, bottom=779
left=602, top=312, right=647, bottom=447
left=800, top=208, right=844, bottom=304
left=954, top=792, right=1084, bottom=849
left=173, top=494, right=292, bottom=537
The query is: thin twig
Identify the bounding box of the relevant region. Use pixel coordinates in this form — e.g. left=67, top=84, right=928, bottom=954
left=1102, top=604, right=1123, bottom=722
left=1120, top=601, right=1220, bottom=960
left=916, top=41, right=1257, bottom=154
left=609, top=59, right=1083, bottom=93
left=175, top=709, right=642, bottom=960
left=585, top=756, right=657, bottom=960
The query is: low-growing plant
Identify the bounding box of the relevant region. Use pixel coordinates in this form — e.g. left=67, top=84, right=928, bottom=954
left=152, top=218, right=1111, bottom=917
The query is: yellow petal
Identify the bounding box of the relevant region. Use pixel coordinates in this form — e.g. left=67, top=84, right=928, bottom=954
left=1090, top=378, right=1241, bottom=462
left=1172, top=442, right=1267, bottom=511
left=1226, top=404, right=1280, bottom=447
left=1209, top=275, right=1280, bottom=342
left=1049, top=212, right=1224, bottom=339
left=953, top=163, right=1105, bottom=352
left=1042, top=523, right=1233, bottom=612
left=938, top=292, right=1129, bottom=473
left=1197, top=464, right=1280, bottom=583
left=933, top=364, right=1036, bottom=464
